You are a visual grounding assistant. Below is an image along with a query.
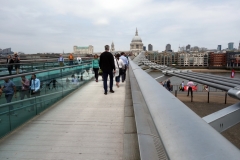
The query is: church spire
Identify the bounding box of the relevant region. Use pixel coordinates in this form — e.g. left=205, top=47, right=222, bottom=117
left=135, top=28, right=138, bottom=36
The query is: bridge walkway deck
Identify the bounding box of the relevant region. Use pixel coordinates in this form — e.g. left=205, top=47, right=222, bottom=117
left=0, top=80, right=125, bottom=160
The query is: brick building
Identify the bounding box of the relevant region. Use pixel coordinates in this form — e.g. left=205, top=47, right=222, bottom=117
left=209, top=52, right=226, bottom=67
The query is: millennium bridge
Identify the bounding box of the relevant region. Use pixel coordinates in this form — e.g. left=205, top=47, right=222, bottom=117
left=0, top=53, right=240, bottom=160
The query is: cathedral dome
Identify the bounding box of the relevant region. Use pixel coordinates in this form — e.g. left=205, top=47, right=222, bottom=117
left=131, top=28, right=142, bottom=42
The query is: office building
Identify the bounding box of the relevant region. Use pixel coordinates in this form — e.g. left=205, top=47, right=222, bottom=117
left=217, top=45, right=222, bottom=51
left=143, top=46, right=146, bottom=51
left=148, top=44, right=153, bottom=51
left=166, top=44, right=171, bottom=52
left=238, top=42, right=240, bottom=51
left=209, top=52, right=226, bottom=67
left=228, top=42, right=234, bottom=50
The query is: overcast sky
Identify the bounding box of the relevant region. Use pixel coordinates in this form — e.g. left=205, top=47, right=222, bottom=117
left=0, top=0, right=240, bottom=54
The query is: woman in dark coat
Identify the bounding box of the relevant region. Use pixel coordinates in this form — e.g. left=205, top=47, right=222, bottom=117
left=6, top=55, right=14, bottom=75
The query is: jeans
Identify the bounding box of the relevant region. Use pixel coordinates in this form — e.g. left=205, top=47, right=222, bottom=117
left=93, top=68, right=99, bottom=80
left=103, top=70, right=113, bottom=93
left=5, top=94, right=14, bottom=113
left=121, top=69, right=126, bottom=82
left=115, top=75, right=120, bottom=82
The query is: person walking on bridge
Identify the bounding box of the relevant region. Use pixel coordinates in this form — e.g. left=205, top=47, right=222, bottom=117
left=58, top=54, right=64, bottom=67
left=68, top=53, right=74, bottom=66
left=99, top=45, right=115, bottom=95
left=187, top=80, right=194, bottom=97
left=6, top=55, right=14, bottom=75
left=120, top=52, right=128, bottom=83
left=92, top=54, right=100, bottom=82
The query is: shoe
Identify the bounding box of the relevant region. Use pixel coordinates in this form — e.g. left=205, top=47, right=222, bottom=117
left=187, top=95, right=189, bottom=96
left=104, top=92, right=107, bottom=95
left=96, top=80, right=98, bottom=82
left=110, top=90, right=114, bottom=93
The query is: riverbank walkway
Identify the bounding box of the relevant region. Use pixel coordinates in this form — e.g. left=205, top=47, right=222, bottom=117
left=0, top=80, right=125, bottom=160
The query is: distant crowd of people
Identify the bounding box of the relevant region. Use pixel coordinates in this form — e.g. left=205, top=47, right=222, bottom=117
left=160, top=79, right=197, bottom=97
left=6, top=52, right=21, bottom=75
left=92, top=45, right=129, bottom=95
left=58, top=53, right=82, bottom=67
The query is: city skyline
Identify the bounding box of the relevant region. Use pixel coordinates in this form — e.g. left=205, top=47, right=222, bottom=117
left=0, top=0, right=240, bottom=53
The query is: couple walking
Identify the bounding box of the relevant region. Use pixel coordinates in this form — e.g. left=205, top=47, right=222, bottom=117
left=98, top=45, right=128, bottom=95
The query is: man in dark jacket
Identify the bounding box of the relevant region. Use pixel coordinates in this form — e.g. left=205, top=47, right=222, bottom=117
left=99, top=45, right=116, bottom=95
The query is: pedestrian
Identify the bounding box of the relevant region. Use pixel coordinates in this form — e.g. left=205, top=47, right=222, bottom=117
left=187, top=80, right=194, bottom=97
left=58, top=54, right=64, bottom=67
left=68, top=53, right=74, bottom=66
left=179, top=81, right=184, bottom=91
left=163, top=81, right=167, bottom=89
left=13, top=53, right=20, bottom=74
left=114, top=53, right=124, bottom=88
left=0, top=78, right=17, bottom=115
left=30, top=74, right=41, bottom=96
left=30, top=74, right=41, bottom=111
left=92, top=54, right=100, bottom=82
left=120, top=52, right=128, bottom=82
left=166, top=79, right=171, bottom=91
left=20, top=76, right=30, bottom=100
left=99, top=45, right=116, bottom=95
left=77, top=56, right=82, bottom=64
left=6, top=55, right=14, bottom=75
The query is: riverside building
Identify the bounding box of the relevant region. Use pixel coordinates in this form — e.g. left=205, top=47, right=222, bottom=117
left=73, top=45, right=94, bottom=54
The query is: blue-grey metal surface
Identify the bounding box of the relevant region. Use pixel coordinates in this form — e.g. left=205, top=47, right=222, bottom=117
left=174, top=72, right=239, bottom=88
left=203, top=102, right=240, bottom=132
left=129, top=65, right=169, bottom=160
left=182, top=71, right=240, bottom=85
left=167, top=72, right=231, bottom=91
left=130, top=56, right=240, bottom=160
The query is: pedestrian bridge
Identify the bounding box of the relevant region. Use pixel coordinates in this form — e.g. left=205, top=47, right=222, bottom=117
left=0, top=56, right=240, bottom=160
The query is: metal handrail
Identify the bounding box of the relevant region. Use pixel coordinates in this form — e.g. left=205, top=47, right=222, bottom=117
left=129, top=57, right=240, bottom=159
left=0, top=61, right=92, bottom=80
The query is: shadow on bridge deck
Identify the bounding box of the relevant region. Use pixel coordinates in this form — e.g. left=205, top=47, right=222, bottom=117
left=0, top=80, right=126, bottom=159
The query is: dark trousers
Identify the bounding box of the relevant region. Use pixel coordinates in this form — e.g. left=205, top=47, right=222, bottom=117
left=103, top=70, right=113, bottom=93
left=93, top=68, right=99, bottom=80
left=20, top=90, right=30, bottom=100
left=8, top=67, right=12, bottom=75
left=187, top=87, right=193, bottom=96
left=115, top=75, right=120, bottom=82
left=5, top=94, right=14, bottom=113
left=69, top=60, right=73, bottom=65
left=121, top=69, right=126, bottom=82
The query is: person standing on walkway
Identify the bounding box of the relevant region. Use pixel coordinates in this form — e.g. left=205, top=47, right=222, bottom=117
left=187, top=80, right=194, bottom=97
left=166, top=79, right=171, bottom=91
left=120, top=52, right=128, bottom=83
left=114, top=53, right=124, bottom=88
left=0, top=78, right=17, bottom=115
left=99, top=45, right=115, bottom=95
left=20, top=76, right=30, bottom=100
left=77, top=56, right=82, bottom=64
left=58, top=54, right=64, bottom=67
left=6, top=55, right=14, bottom=75
left=181, top=81, right=184, bottom=91
left=13, top=53, right=20, bottom=74
left=92, top=54, right=100, bottom=82
left=68, top=53, right=74, bottom=66
left=30, top=74, right=41, bottom=96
